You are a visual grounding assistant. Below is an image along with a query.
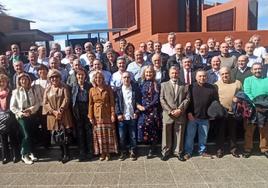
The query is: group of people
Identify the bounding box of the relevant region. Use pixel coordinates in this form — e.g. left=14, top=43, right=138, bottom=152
left=0, top=32, right=267, bottom=165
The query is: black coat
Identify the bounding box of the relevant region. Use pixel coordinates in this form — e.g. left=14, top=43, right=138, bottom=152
left=192, top=54, right=212, bottom=71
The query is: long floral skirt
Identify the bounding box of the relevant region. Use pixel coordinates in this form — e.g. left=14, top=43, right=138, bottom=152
left=93, top=123, right=118, bottom=155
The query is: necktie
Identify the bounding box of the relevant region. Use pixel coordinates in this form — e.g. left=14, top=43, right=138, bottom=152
left=186, top=70, right=190, bottom=84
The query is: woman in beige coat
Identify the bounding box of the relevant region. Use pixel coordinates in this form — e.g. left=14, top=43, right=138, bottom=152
left=43, top=69, right=73, bottom=163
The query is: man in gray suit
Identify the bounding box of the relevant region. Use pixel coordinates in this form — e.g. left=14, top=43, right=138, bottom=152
left=160, top=66, right=190, bottom=161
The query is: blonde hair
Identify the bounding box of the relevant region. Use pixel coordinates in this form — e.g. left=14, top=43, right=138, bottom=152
left=91, top=71, right=106, bottom=87
left=141, top=65, right=156, bottom=81
left=141, top=65, right=158, bottom=92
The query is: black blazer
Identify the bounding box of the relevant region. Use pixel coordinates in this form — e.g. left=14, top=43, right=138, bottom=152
left=192, top=54, right=212, bottom=71
left=166, top=54, right=185, bottom=70
left=179, top=69, right=196, bottom=85
left=262, top=64, right=268, bottom=78
left=115, top=82, right=140, bottom=116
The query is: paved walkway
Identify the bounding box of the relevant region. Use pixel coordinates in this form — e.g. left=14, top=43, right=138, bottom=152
left=0, top=146, right=268, bottom=188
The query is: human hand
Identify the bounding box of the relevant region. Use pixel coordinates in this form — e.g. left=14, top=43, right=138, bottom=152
left=171, top=109, right=182, bottom=117
left=111, top=115, right=116, bottom=123
left=187, top=113, right=195, bottom=121
left=117, top=115, right=124, bottom=121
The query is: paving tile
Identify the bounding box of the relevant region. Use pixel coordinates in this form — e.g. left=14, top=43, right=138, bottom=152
left=0, top=173, right=18, bottom=185
left=95, top=163, right=121, bottom=173
left=91, top=173, right=119, bottom=185
left=120, top=162, right=145, bottom=173
left=201, top=170, right=234, bottom=183
left=11, top=173, right=69, bottom=186
left=64, top=173, right=94, bottom=185
left=177, top=183, right=209, bottom=188
left=191, top=159, right=220, bottom=171
left=238, top=182, right=268, bottom=188
left=145, top=161, right=170, bottom=172
left=240, top=159, right=268, bottom=170
left=173, top=171, right=205, bottom=184
left=119, top=172, right=146, bottom=185
left=253, top=170, right=268, bottom=183
left=169, top=161, right=197, bottom=172
left=228, top=170, right=265, bottom=183
left=208, top=183, right=240, bottom=188
left=48, top=163, right=98, bottom=173
left=142, top=185, right=177, bottom=188
left=146, top=171, right=175, bottom=185
left=213, top=159, right=248, bottom=171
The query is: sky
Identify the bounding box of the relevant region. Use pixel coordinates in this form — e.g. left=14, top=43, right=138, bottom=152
left=1, top=0, right=268, bottom=45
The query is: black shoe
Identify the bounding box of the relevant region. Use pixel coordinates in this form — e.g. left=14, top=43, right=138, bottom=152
left=2, top=158, right=8, bottom=164
left=130, top=152, right=137, bottom=161
left=242, top=152, right=251, bottom=158
left=119, top=153, right=127, bottom=161
left=262, top=151, right=268, bottom=158
left=13, top=156, right=20, bottom=163
left=216, top=151, right=224, bottom=158
left=147, top=149, right=153, bottom=159
left=178, top=154, right=186, bottom=162
left=231, top=152, right=240, bottom=158
left=61, top=155, right=70, bottom=164
left=78, top=154, right=87, bottom=162
left=161, top=155, right=169, bottom=161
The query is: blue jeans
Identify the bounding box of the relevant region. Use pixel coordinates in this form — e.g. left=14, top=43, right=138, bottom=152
left=118, top=119, right=137, bottom=152
left=184, top=119, right=209, bottom=155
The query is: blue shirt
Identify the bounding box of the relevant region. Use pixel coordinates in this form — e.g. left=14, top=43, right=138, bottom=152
left=110, top=71, right=134, bottom=88
left=126, top=61, right=151, bottom=82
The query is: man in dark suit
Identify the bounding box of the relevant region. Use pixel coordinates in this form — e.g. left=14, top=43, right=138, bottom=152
left=160, top=66, right=190, bottom=161
left=192, top=44, right=212, bottom=71
left=148, top=42, right=169, bottom=69
left=230, top=39, right=246, bottom=58
left=179, top=57, right=196, bottom=85
left=166, top=43, right=185, bottom=70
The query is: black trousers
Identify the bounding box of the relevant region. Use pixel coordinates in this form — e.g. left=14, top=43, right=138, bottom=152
left=215, top=115, right=238, bottom=153
left=0, top=130, right=20, bottom=159
left=74, top=102, right=93, bottom=156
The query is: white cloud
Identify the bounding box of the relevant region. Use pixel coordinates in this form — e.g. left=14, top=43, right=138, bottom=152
left=1, top=0, right=108, bottom=32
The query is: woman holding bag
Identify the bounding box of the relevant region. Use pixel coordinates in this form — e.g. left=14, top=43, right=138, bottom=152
left=43, top=69, right=73, bottom=163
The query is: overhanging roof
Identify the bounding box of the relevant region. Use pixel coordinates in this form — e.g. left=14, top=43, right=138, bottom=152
left=49, top=28, right=128, bottom=35
left=0, top=14, right=35, bottom=23
left=5, top=29, right=53, bottom=42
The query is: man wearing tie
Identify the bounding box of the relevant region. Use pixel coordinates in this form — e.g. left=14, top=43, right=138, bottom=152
left=160, top=66, right=190, bottom=161
left=179, top=57, right=196, bottom=85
